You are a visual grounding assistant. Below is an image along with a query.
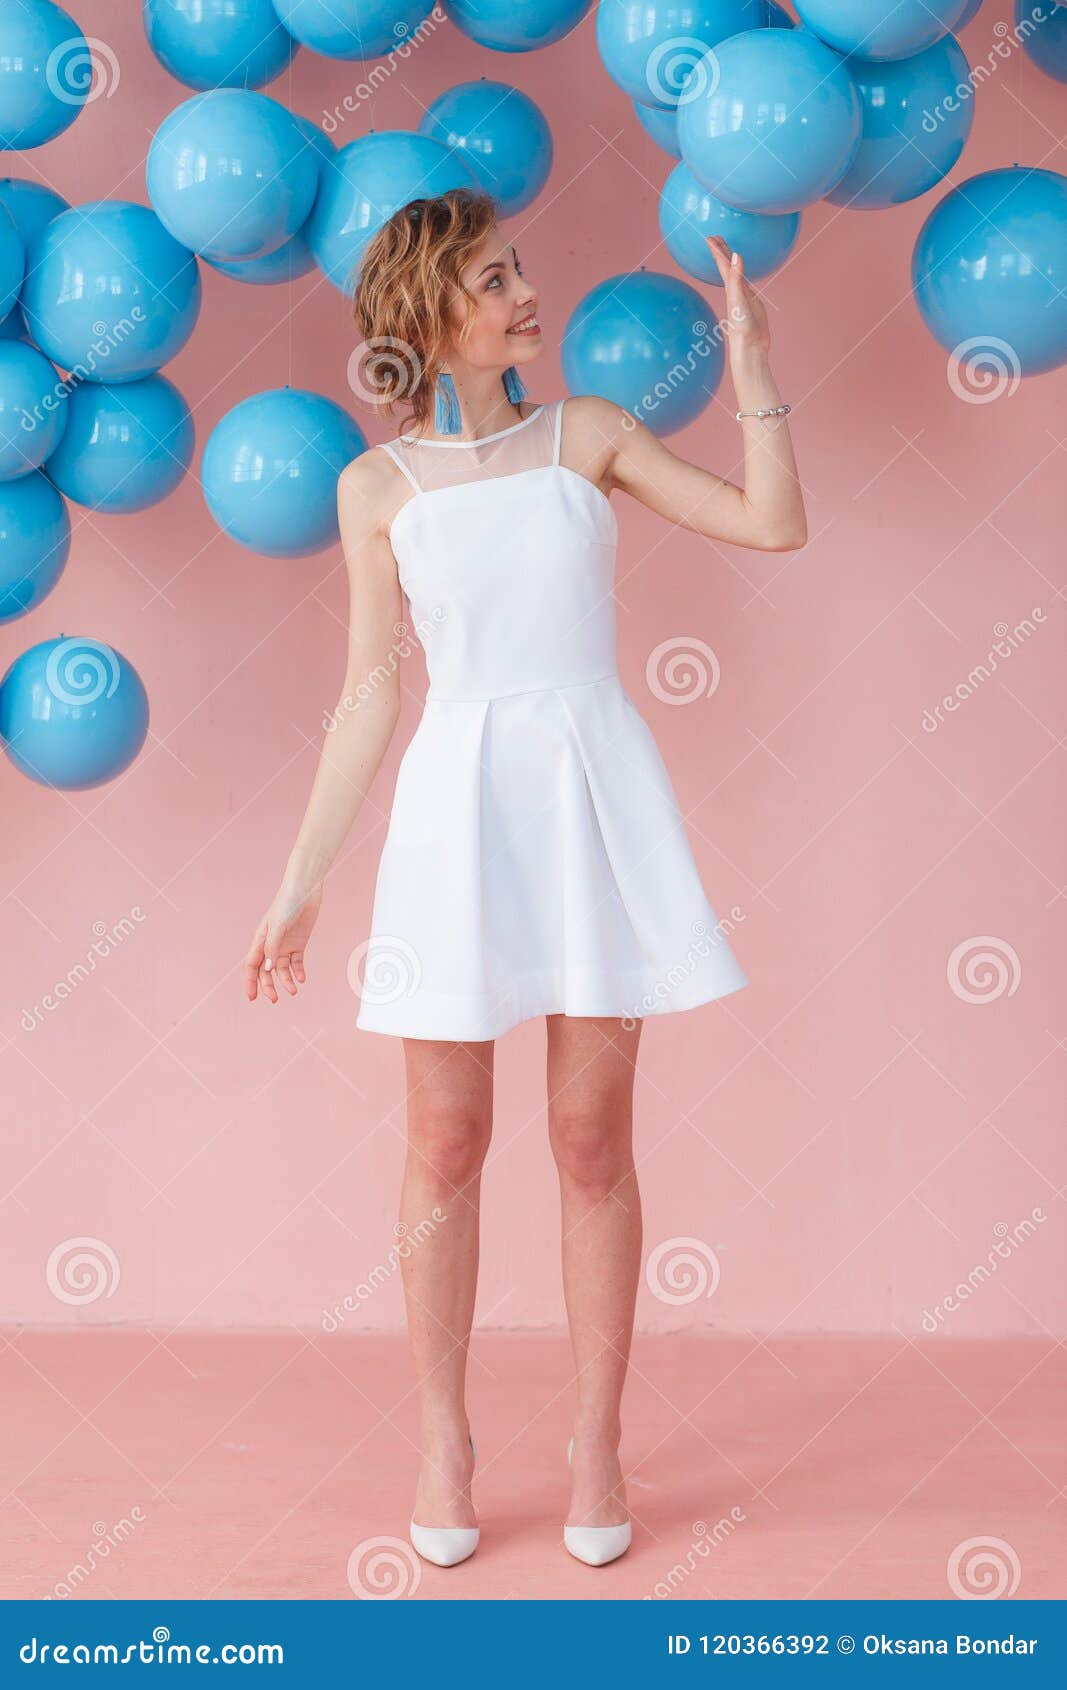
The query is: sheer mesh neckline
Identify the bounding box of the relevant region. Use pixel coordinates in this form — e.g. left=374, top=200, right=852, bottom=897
left=397, top=403, right=545, bottom=448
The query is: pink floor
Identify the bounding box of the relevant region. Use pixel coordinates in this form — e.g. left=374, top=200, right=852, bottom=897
left=1, top=1329, right=1062, bottom=1601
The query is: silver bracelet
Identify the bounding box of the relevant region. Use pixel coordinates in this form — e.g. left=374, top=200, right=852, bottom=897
left=736, top=402, right=792, bottom=420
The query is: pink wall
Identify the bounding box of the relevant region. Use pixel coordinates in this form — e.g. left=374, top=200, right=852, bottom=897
left=2, top=2, right=1063, bottom=1339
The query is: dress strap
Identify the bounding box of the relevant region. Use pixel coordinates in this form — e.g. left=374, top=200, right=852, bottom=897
left=552, top=396, right=565, bottom=467
left=379, top=439, right=421, bottom=492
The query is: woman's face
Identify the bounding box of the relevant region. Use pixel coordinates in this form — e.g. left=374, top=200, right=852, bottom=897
left=447, top=228, right=543, bottom=373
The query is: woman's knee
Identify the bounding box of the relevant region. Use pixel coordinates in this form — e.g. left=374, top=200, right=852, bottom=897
left=548, top=1101, right=632, bottom=1192
left=408, top=1104, right=492, bottom=1188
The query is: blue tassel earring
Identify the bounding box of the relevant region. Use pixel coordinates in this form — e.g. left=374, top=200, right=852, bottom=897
left=434, top=371, right=462, bottom=435
left=503, top=365, right=527, bottom=404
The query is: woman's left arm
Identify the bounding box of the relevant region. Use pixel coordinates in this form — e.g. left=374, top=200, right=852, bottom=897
left=606, top=235, right=807, bottom=552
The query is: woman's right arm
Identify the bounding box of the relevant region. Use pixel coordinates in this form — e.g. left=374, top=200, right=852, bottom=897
left=244, top=449, right=406, bottom=1004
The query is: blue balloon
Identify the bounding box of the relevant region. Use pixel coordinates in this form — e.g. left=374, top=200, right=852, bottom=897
left=678, top=28, right=860, bottom=213
left=660, top=162, right=800, bottom=282
left=202, top=387, right=369, bottom=556
left=419, top=81, right=552, bottom=217
left=0, top=178, right=69, bottom=249
left=44, top=375, right=194, bottom=512
left=307, top=131, right=477, bottom=295
left=633, top=99, right=681, bottom=157
left=793, top=0, right=968, bottom=59
left=22, top=200, right=202, bottom=382
left=0, top=0, right=90, bottom=148
left=443, top=0, right=593, bottom=51
left=272, top=0, right=435, bottom=56
left=912, top=166, right=1067, bottom=376
left=562, top=270, right=723, bottom=435
left=763, top=0, right=795, bottom=23
left=0, top=341, right=67, bottom=478
left=146, top=90, right=319, bottom=261
left=0, top=307, right=26, bottom=341
left=826, top=34, right=973, bottom=209
left=597, top=0, right=764, bottom=109
left=0, top=204, right=24, bottom=319
left=143, top=0, right=299, bottom=89
left=0, top=472, right=70, bottom=622
left=1021, top=0, right=1067, bottom=81
left=206, top=117, right=335, bottom=284
left=0, top=635, right=149, bottom=790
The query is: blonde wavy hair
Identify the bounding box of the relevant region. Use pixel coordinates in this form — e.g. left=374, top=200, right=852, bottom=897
left=352, top=186, right=514, bottom=437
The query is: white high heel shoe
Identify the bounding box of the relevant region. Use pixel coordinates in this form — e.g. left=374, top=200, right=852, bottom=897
left=408, top=1434, right=479, bottom=1568
left=563, top=1435, right=632, bottom=1567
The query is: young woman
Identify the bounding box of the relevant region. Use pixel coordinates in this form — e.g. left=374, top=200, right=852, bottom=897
left=245, top=188, right=805, bottom=1570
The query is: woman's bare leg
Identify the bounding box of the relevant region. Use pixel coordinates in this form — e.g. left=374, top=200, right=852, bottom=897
left=546, top=1014, right=643, bottom=1530
left=401, top=1035, right=494, bottom=1529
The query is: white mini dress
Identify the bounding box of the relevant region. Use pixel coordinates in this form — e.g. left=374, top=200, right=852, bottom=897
left=354, top=397, right=749, bottom=1040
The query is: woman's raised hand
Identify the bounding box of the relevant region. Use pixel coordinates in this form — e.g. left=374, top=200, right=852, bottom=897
left=705, top=234, right=771, bottom=359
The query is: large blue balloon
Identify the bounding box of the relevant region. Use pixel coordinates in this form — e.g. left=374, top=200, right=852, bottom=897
left=44, top=375, right=194, bottom=512
left=443, top=0, right=593, bottom=51
left=0, top=635, right=149, bottom=790
left=597, top=0, right=765, bottom=109
left=143, top=0, right=300, bottom=89
left=0, top=178, right=68, bottom=344
left=912, top=166, right=1067, bottom=376
left=678, top=28, right=860, bottom=213
left=0, top=341, right=68, bottom=478
left=562, top=271, right=723, bottom=435
left=146, top=90, right=319, bottom=262
left=307, top=131, right=478, bottom=296
left=271, top=0, right=436, bottom=56
left=1020, top=0, right=1067, bottom=81
left=206, top=117, right=335, bottom=284
left=419, top=82, right=552, bottom=218
left=660, top=162, right=800, bottom=283
left=0, top=472, right=70, bottom=622
left=22, top=201, right=202, bottom=382
left=633, top=100, right=680, bottom=158
left=0, top=205, right=23, bottom=320
left=826, top=34, right=973, bottom=209
left=0, top=0, right=90, bottom=148
left=793, top=0, right=968, bottom=59
left=202, top=388, right=368, bottom=556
